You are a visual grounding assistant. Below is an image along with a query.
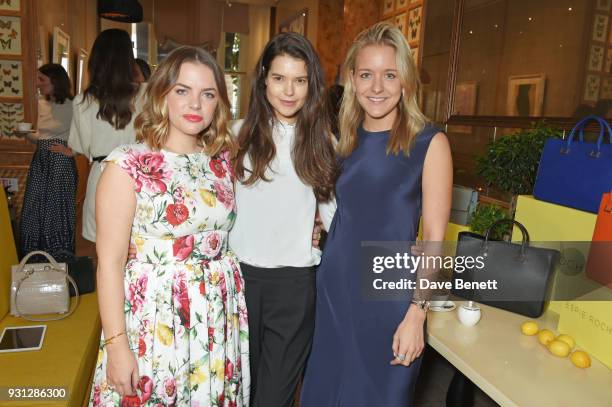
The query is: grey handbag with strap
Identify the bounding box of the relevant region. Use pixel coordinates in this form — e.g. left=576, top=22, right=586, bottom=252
left=10, top=250, right=80, bottom=321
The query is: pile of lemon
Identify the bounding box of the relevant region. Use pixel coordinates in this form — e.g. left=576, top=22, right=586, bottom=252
left=521, top=321, right=591, bottom=368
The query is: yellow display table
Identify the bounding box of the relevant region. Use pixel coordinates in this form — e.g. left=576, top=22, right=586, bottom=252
left=0, top=294, right=101, bottom=407
left=512, top=195, right=612, bottom=369
left=427, top=301, right=612, bottom=407
left=0, top=185, right=101, bottom=407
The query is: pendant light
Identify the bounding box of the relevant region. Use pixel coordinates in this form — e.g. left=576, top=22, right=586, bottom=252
left=98, top=0, right=143, bottom=23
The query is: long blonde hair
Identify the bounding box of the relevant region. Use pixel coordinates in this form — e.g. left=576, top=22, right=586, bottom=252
left=135, top=46, right=237, bottom=157
left=338, top=22, right=427, bottom=157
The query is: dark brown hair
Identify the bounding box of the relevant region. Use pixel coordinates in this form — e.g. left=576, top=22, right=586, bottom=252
left=39, top=63, right=73, bottom=104
left=135, top=46, right=237, bottom=157
left=234, top=32, right=337, bottom=201
left=83, top=29, right=138, bottom=130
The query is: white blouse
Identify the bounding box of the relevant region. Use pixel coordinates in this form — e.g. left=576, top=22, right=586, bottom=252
left=68, top=84, right=146, bottom=242
left=30, top=98, right=73, bottom=142
left=229, top=119, right=326, bottom=268
left=68, top=85, right=146, bottom=160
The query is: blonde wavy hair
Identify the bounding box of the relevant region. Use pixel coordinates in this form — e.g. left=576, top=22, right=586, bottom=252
left=338, top=22, right=427, bottom=157
left=135, top=46, right=237, bottom=157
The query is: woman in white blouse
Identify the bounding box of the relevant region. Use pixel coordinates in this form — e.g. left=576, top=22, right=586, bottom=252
left=231, top=32, right=337, bottom=407
left=68, top=29, right=145, bottom=242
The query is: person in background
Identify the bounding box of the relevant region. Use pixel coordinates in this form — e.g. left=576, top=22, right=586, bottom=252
left=301, top=22, right=452, bottom=406
left=134, top=58, right=151, bottom=83
left=91, top=46, right=249, bottom=406
left=19, top=64, right=77, bottom=261
left=68, top=29, right=145, bottom=243
left=231, top=32, right=337, bottom=407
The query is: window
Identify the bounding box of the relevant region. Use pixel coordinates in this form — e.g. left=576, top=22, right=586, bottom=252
left=224, top=32, right=244, bottom=120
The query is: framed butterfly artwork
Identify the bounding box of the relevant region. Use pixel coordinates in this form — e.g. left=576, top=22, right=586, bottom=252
left=0, top=101, right=23, bottom=137
left=0, top=0, right=19, bottom=12
left=0, top=59, right=22, bottom=98
left=0, top=16, right=21, bottom=55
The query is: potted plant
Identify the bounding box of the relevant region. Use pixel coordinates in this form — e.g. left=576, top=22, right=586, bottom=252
left=475, top=123, right=562, bottom=213
left=468, top=203, right=510, bottom=240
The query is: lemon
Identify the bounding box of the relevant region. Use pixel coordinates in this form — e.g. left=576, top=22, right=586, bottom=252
left=521, top=321, right=539, bottom=336
left=570, top=351, right=592, bottom=368
left=556, top=334, right=575, bottom=350
left=548, top=340, right=571, bottom=357
left=537, top=329, right=555, bottom=346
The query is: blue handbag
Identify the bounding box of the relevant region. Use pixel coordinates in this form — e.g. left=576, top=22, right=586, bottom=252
left=533, top=115, right=612, bottom=213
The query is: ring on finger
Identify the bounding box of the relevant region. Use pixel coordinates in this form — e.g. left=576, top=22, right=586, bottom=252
left=395, top=353, right=406, bottom=362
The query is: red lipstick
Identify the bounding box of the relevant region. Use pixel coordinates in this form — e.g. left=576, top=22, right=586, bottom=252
left=183, top=114, right=203, bottom=122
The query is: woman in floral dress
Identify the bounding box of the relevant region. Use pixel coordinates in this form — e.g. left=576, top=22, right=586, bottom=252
left=90, top=46, right=249, bottom=406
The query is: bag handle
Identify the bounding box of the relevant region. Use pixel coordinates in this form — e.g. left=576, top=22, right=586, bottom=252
left=483, top=219, right=530, bottom=257
left=18, top=250, right=63, bottom=272
left=14, top=251, right=80, bottom=322
left=566, top=115, right=607, bottom=150
left=593, top=117, right=612, bottom=157
left=576, top=115, right=606, bottom=143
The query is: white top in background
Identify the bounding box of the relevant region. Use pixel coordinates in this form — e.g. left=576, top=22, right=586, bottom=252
left=229, top=119, right=326, bottom=268
left=68, top=84, right=146, bottom=160
left=27, top=98, right=72, bottom=142
left=68, top=84, right=146, bottom=242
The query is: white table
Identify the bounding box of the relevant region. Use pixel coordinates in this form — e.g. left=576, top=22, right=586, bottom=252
left=426, top=301, right=612, bottom=407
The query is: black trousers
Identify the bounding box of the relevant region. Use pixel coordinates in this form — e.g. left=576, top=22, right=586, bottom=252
left=241, top=262, right=316, bottom=407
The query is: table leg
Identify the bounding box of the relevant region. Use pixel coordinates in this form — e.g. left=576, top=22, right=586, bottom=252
left=446, top=368, right=476, bottom=407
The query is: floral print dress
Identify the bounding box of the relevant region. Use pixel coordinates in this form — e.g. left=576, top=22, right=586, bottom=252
left=90, top=143, right=250, bottom=407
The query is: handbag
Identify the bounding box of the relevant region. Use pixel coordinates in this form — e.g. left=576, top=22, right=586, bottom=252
left=533, top=115, right=612, bottom=213
left=10, top=250, right=79, bottom=321
left=450, top=185, right=478, bottom=225
left=57, top=250, right=96, bottom=296
left=586, top=192, right=612, bottom=288
left=451, top=219, right=560, bottom=318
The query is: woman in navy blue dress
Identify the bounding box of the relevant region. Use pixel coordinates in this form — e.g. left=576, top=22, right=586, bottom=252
left=301, top=23, right=452, bottom=406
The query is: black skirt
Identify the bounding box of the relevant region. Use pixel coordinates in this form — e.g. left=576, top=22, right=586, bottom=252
left=19, top=138, right=78, bottom=261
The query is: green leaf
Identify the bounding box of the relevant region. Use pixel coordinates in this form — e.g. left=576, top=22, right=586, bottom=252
left=475, top=123, right=562, bottom=196
left=468, top=203, right=510, bottom=240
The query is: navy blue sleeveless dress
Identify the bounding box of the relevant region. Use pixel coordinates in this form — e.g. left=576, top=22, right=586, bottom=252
left=301, top=125, right=439, bottom=407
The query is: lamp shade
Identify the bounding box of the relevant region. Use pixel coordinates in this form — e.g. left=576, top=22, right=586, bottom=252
left=98, top=0, right=143, bottom=23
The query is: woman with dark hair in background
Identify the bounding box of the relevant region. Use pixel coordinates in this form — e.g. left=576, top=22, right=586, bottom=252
left=19, top=63, right=77, bottom=260
left=68, top=28, right=145, bottom=242
left=231, top=32, right=337, bottom=406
